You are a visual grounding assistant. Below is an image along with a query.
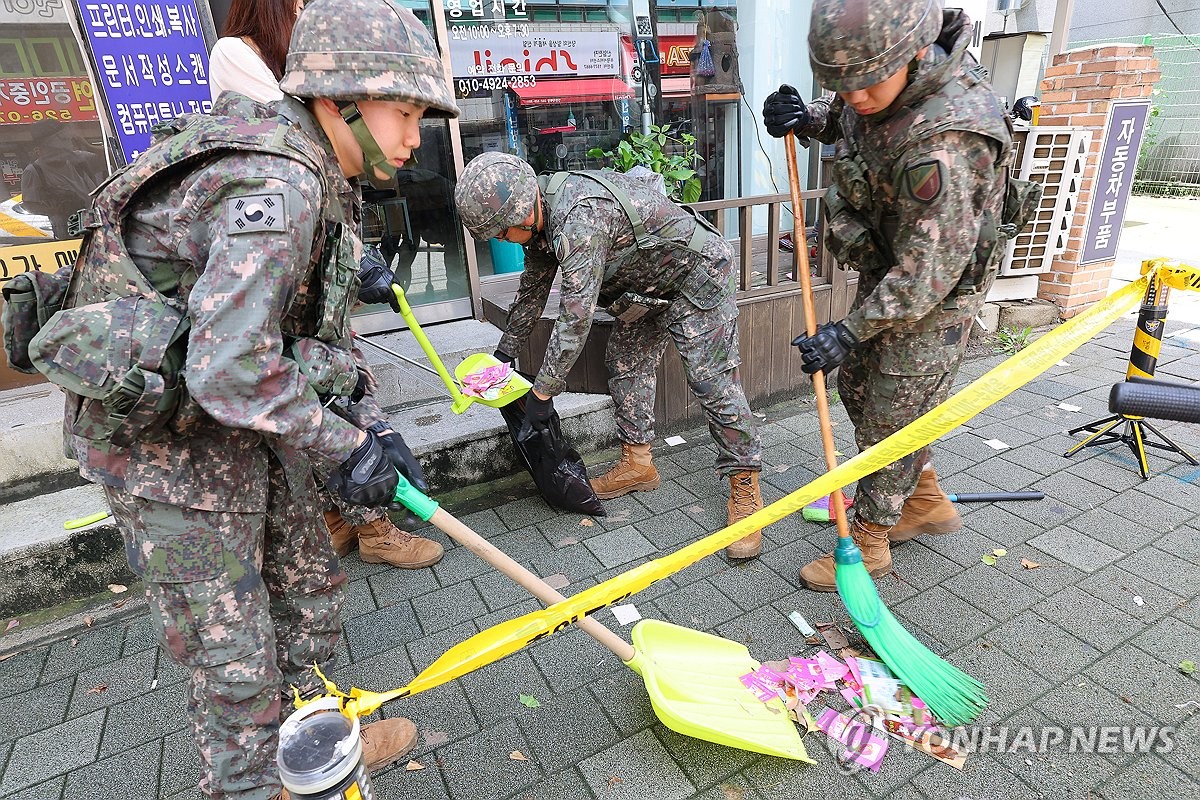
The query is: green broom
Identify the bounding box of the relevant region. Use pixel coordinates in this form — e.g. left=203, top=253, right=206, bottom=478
left=784, top=133, right=988, bottom=726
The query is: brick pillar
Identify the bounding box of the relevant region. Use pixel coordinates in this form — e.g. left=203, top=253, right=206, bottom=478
left=1035, top=45, right=1161, bottom=318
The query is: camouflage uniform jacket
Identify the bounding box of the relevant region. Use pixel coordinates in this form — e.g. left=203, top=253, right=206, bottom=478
left=497, top=170, right=721, bottom=397
left=63, top=93, right=375, bottom=512
left=797, top=9, right=1012, bottom=343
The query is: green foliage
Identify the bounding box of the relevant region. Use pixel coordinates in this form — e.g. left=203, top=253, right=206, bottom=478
left=994, top=325, right=1034, bottom=356
left=587, top=124, right=704, bottom=204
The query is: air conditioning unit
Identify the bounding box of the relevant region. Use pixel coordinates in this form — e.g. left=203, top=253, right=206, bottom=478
left=997, top=0, right=1024, bottom=12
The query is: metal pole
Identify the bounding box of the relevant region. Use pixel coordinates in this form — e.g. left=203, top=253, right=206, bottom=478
left=1049, top=0, right=1077, bottom=57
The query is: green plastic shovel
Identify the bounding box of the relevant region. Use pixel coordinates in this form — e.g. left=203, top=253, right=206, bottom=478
left=390, top=285, right=530, bottom=414
left=391, top=473, right=813, bottom=762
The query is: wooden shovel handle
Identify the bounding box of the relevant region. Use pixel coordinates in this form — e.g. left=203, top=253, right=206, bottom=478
left=785, top=132, right=852, bottom=541
left=430, top=508, right=637, bottom=661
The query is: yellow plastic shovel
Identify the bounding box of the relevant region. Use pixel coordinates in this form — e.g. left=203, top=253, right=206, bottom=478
left=389, top=285, right=530, bottom=414
left=389, top=475, right=813, bottom=761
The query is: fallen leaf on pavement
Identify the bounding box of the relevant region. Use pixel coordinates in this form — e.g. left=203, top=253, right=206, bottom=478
left=719, top=783, right=746, bottom=800
left=509, top=751, right=528, bottom=761
left=108, top=584, right=128, bottom=594
left=4, top=620, right=16, bottom=632
left=981, top=555, right=997, bottom=566
left=70, top=638, right=78, bottom=648
left=607, top=776, right=624, bottom=788
left=554, top=537, right=579, bottom=548
left=773, top=464, right=790, bottom=473
left=1179, top=660, right=1196, bottom=675
left=405, top=760, right=424, bottom=771
left=421, top=730, right=449, bottom=747
left=544, top=573, right=570, bottom=590
left=992, top=548, right=1007, bottom=557
left=112, top=600, right=127, bottom=609
left=519, top=693, right=540, bottom=708
left=83, top=615, right=95, bottom=627
left=579, top=518, right=594, bottom=527
left=839, top=646, right=862, bottom=660
left=1020, top=558, right=1041, bottom=570
left=87, top=684, right=108, bottom=694
left=817, top=624, right=850, bottom=651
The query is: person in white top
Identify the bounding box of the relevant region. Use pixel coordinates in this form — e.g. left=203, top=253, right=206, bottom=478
left=208, top=0, right=303, bottom=104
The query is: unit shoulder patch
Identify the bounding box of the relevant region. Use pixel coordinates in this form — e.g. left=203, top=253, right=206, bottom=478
left=226, top=193, right=287, bottom=234
left=902, top=159, right=945, bottom=204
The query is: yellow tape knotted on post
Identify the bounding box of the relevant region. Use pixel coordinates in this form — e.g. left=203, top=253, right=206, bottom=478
left=328, top=272, right=1160, bottom=719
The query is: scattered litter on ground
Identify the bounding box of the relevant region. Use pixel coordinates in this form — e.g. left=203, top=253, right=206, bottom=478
left=509, top=751, right=528, bottom=761
left=579, top=518, right=594, bottom=527
left=83, top=615, right=94, bottom=627
left=787, top=611, right=816, bottom=636
left=1133, top=595, right=1145, bottom=607
left=1021, top=558, right=1041, bottom=569
left=664, top=435, right=687, bottom=446
left=1057, top=403, right=1082, bottom=412
left=519, top=693, right=540, bottom=708
left=405, top=760, right=424, bottom=771
left=983, top=439, right=1010, bottom=450
left=108, top=583, right=128, bottom=594
left=4, top=620, right=16, bottom=632
left=611, top=604, right=642, bottom=625
left=816, top=623, right=850, bottom=651
left=87, top=684, right=108, bottom=694
left=802, top=494, right=854, bottom=523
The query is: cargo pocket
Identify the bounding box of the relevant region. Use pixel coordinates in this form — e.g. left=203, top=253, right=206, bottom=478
left=876, top=325, right=969, bottom=377
left=129, top=505, right=262, bottom=668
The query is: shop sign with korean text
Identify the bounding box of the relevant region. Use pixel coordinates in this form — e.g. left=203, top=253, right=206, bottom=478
left=449, top=26, right=621, bottom=98
left=1081, top=100, right=1151, bottom=265
left=0, top=77, right=98, bottom=124
left=70, top=0, right=212, bottom=163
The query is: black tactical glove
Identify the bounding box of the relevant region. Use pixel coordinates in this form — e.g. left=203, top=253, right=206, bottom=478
left=518, top=393, right=554, bottom=442
left=493, top=349, right=516, bottom=366
left=369, top=421, right=428, bottom=493
left=356, top=245, right=400, bottom=312
left=792, top=320, right=859, bottom=375
left=350, top=370, right=368, bottom=404
left=762, top=84, right=811, bottom=139
left=327, top=432, right=397, bottom=507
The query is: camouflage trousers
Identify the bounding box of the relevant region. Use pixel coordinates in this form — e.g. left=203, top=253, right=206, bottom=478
left=319, top=483, right=388, bottom=526
left=105, top=454, right=346, bottom=800
left=605, top=238, right=761, bottom=476
left=838, top=313, right=976, bottom=527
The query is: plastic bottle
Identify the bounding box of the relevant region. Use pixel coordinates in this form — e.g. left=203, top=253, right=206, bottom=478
left=277, top=698, right=375, bottom=799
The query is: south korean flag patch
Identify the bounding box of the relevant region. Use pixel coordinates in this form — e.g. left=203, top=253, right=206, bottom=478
left=226, top=193, right=286, bottom=234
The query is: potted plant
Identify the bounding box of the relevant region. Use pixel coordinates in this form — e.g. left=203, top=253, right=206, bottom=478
left=587, top=124, right=704, bottom=203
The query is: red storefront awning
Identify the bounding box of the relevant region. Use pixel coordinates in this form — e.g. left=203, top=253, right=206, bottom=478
left=512, top=78, right=635, bottom=107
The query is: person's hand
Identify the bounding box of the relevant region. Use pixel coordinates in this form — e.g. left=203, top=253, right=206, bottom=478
left=763, top=84, right=810, bottom=139
left=792, top=320, right=859, bottom=375
left=356, top=245, right=400, bottom=312
left=493, top=349, right=516, bottom=366
left=372, top=424, right=428, bottom=493
left=327, top=432, right=398, bottom=507
left=518, top=392, right=554, bottom=441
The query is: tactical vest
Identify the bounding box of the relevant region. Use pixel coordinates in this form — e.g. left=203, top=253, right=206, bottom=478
left=30, top=111, right=356, bottom=447
left=825, top=60, right=1037, bottom=295
left=539, top=170, right=727, bottom=307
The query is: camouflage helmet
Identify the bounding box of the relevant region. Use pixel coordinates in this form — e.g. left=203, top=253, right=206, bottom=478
left=808, top=0, right=943, bottom=92
left=280, top=0, right=459, bottom=118
left=454, top=153, right=539, bottom=241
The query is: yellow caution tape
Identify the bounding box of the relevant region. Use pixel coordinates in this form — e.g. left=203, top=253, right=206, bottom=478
left=325, top=272, right=1158, bottom=719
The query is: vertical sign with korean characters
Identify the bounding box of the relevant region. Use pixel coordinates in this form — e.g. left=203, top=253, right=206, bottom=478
left=71, top=0, right=213, bottom=163
left=1081, top=100, right=1151, bottom=265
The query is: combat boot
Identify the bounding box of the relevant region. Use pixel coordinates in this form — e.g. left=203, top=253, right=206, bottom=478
left=324, top=510, right=444, bottom=568
left=361, top=717, right=418, bottom=770
left=888, top=467, right=962, bottom=543
left=590, top=443, right=660, bottom=499
left=725, top=471, right=763, bottom=559
left=798, top=518, right=893, bottom=592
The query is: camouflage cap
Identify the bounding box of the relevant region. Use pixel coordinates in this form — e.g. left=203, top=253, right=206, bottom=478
left=280, top=0, right=459, bottom=118
left=808, top=0, right=943, bottom=92
left=454, top=153, right=539, bottom=241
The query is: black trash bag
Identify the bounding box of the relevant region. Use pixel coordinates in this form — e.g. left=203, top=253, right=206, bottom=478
left=499, top=394, right=606, bottom=517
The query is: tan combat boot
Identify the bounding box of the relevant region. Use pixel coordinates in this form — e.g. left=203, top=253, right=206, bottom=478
left=324, top=510, right=444, bottom=569
left=798, top=518, right=893, bottom=592
left=725, top=471, right=763, bottom=559
left=888, top=467, right=962, bottom=543
left=590, top=442, right=660, bottom=499
left=361, top=717, right=418, bottom=770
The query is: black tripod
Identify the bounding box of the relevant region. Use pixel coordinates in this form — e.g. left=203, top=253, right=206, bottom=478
left=1064, top=269, right=1197, bottom=478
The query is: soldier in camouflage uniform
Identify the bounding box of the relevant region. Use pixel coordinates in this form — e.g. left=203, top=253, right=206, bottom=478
left=46, top=1, right=458, bottom=797
left=454, top=155, right=764, bottom=559
left=763, top=0, right=1016, bottom=591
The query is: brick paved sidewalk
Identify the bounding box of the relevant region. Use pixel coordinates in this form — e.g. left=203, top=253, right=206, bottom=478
left=1, top=320, right=1198, bottom=800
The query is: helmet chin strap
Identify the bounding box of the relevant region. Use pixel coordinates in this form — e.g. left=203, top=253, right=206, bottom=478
left=337, top=101, right=396, bottom=180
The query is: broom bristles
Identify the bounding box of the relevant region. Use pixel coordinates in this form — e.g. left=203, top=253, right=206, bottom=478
left=837, top=559, right=988, bottom=727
